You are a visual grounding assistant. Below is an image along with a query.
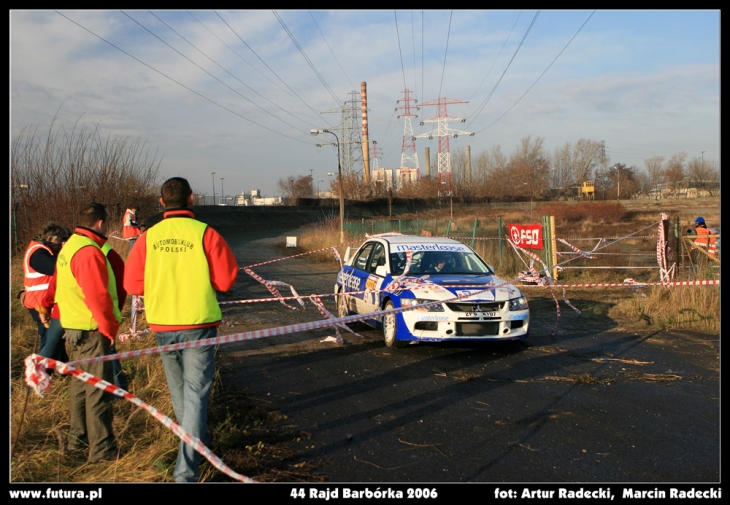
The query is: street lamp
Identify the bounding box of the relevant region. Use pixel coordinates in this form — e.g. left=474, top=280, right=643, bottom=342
left=613, top=164, right=621, bottom=201
left=220, top=177, right=225, bottom=205
left=316, top=180, right=324, bottom=197
left=311, top=128, right=344, bottom=243
left=211, top=171, right=216, bottom=206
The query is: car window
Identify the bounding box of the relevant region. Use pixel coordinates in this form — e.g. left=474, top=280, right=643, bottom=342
left=367, top=243, right=386, bottom=274
left=352, top=243, right=375, bottom=272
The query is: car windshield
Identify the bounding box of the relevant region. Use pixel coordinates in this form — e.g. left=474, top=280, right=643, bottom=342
left=389, top=249, right=494, bottom=276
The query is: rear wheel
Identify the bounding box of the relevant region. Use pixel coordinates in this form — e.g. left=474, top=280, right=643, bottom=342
left=383, top=300, right=403, bottom=349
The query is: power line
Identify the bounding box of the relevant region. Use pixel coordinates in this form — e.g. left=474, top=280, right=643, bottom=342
left=273, top=10, right=341, bottom=107
left=309, top=11, right=354, bottom=91
left=215, top=10, right=331, bottom=125
left=466, top=10, right=541, bottom=129
left=129, top=11, right=312, bottom=135
left=437, top=11, right=453, bottom=99
left=54, top=10, right=311, bottom=145
left=474, top=11, right=594, bottom=134
left=394, top=11, right=408, bottom=91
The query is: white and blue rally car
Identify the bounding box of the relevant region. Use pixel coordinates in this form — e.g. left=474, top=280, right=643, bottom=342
left=334, top=235, right=530, bottom=348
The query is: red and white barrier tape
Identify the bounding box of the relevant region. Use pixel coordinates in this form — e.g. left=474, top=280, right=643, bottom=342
left=23, top=354, right=256, bottom=483
left=118, top=295, right=149, bottom=342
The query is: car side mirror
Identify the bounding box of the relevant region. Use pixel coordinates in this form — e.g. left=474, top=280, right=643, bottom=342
left=488, top=264, right=495, bottom=272
left=375, top=265, right=388, bottom=277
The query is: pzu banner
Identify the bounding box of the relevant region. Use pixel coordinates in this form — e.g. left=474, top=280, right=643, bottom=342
left=508, top=224, right=544, bottom=249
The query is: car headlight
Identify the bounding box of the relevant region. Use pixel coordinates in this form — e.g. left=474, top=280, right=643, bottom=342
left=403, top=298, right=445, bottom=312
left=509, top=296, right=528, bottom=311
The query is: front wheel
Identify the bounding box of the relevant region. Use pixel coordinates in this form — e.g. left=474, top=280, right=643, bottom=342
left=337, top=287, right=349, bottom=319
left=383, top=300, right=404, bottom=349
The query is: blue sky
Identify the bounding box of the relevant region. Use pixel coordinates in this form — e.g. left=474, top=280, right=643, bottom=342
left=10, top=10, right=720, bottom=198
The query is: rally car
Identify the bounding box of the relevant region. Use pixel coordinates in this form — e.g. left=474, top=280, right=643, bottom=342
left=334, top=235, right=529, bottom=348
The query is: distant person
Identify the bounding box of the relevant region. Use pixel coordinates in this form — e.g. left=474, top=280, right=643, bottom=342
left=122, top=206, right=141, bottom=249
left=690, top=216, right=717, bottom=271
left=22, top=223, right=71, bottom=361
left=124, top=176, right=239, bottom=482
left=55, top=203, right=121, bottom=462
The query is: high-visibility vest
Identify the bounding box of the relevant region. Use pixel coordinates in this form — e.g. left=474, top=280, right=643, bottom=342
left=143, top=217, right=221, bottom=326
left=23, top=240, right=54, bottom=310
left=692, top=227, right=717, bottom=258
left=55, top=234, right=121, bottom=331
left=122, top=209, right=141, bottom=239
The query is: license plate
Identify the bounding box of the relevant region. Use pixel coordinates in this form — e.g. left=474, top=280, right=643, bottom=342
left=465, top=311, right=497, bottom=317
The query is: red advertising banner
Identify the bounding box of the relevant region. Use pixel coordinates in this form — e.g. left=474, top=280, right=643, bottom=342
left=508, top=223, right=544, bottom=249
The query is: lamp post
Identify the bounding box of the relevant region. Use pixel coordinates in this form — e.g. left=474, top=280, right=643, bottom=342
left=211, top=171, right=216, bottom=206
left=317, top=180, right=324, bottom=197
left=220, top=177, right=225, bottom=205
left=614, top=164, right=621, bottom=201
left=311, top=129, right=344, bottom=243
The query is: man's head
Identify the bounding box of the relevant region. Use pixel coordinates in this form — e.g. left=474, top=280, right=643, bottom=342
left=695, top=216, right=706, bottom=227
left=160, top=177, right=194, bottom=209
left=78, top=202, right=110, bottom=236
left=40, top=223, right=71, bottom=253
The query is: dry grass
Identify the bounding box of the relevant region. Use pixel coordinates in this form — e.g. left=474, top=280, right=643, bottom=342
left=10, top=258, right=322, bottom=483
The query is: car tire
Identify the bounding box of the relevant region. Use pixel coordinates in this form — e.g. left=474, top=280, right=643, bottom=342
left=383, top=300, right=404, bottom=349
left=337, top=287, right=350, bottom=319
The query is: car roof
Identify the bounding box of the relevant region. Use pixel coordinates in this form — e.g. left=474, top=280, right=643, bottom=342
left=369, top=235, right=463, bottom=246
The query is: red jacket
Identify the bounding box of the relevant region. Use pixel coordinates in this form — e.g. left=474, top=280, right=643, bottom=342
left=122, top=209, right=142, bottom=239
left=123, top=209, right=239, bottom=332
left=56, top=227, right=121, bottom=340
left=43, top=244, right=127, bottom=320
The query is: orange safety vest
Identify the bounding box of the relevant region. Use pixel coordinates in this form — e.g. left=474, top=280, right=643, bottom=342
left=692, top=227, right=717, bottom=258
left=122, top=209, right=141, bottom=239
left=23, top=240, right=54, bottom=310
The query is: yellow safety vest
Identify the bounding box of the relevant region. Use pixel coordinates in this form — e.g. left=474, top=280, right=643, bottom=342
left=143, top=217, right=221, bottom=326
left=55, top=234, right=121, bottom=330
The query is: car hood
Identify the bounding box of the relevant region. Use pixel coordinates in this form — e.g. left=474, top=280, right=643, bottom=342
left=397, top=273, right=523, bottom=302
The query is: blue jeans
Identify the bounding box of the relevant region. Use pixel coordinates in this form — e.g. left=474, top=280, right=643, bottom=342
left=38, top=317, right=69, bottom=363
left=156, top=327, right=217, bottom=482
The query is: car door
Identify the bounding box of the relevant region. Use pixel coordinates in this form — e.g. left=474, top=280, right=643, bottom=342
left=340, top=242, right=375, bottom=314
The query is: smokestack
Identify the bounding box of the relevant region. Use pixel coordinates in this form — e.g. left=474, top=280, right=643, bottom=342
left=424, top=147, right=431, bottom=178
left=361, top=82, right=371, bottom=184
left=466, top=145, right=472, bottom=185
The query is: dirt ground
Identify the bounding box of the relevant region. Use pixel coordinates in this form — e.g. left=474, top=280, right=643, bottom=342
left=198, top=213, right=719, bottom=483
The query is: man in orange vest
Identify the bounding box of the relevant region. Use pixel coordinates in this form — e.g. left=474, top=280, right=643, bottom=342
left=22, top=223, right=71, bottom=358
left=124, top=177, right=238, bottom=482
left=691, top=216, right=717, bottom=257
left=122, top=206, right=141, bottom=248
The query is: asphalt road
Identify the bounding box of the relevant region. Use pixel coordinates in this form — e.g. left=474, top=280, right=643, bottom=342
left=214, top=220, right=719, bottom=483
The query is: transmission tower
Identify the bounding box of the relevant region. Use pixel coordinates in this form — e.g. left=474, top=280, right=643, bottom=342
left=415, top=97, right=474, bottom=195
left=396, top=89, right=420, bottom=187
left=370, top=142, right=383, bottom=172
left=322, top=91, right=362, bottom=177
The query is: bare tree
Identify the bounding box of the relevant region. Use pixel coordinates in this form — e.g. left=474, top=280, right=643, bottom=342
left=664, top=152, right=687, bottom=198
left=644, top=155, right=664, bottom=198
left=509, top=136, right=550, bottom=201
left=277, top=175, right=313, bottom=199
left=11, top=117, right=160, bottom=255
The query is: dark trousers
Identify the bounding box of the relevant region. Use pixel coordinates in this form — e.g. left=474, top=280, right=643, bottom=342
left=66, top=329, right=117, bottom=461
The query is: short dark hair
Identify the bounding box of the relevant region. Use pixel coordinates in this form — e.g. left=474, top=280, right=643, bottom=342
left=78, top=203, right=109, bottom=228
left=39, top=223, right=71, bottom=242
left=161, top=177, right=193, bottom=208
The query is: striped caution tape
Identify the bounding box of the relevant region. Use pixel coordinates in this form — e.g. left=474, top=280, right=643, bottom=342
left=23, top=354, right=256, bottom=483
left=519, top=280, right=719, bottom=288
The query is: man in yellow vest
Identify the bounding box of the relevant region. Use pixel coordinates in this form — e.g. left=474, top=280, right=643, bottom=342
left=55, top=202, right=122, bottom=462
left=124, top=177, right=239, bottom=482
